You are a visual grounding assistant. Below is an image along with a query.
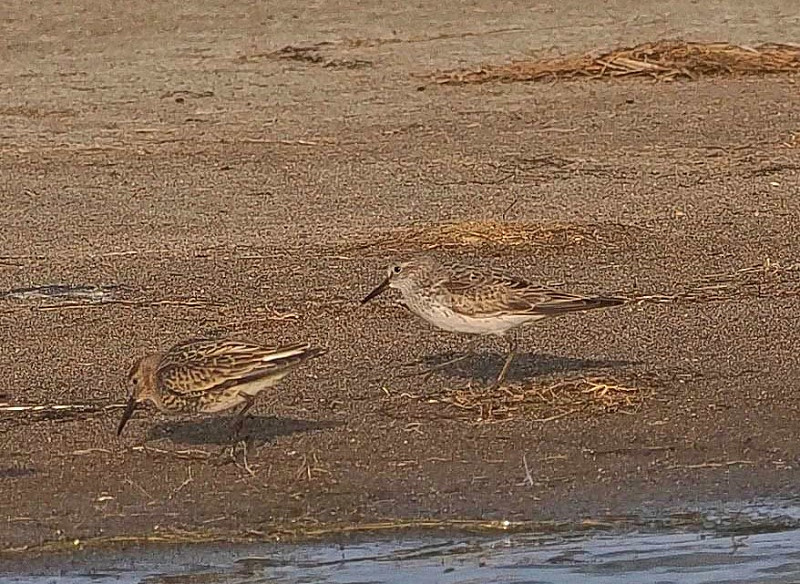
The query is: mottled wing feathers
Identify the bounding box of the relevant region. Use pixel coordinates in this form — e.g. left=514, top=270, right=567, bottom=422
left=155, top=338, right=323, bottom=396
left=435, top=263, right=623, bottom=317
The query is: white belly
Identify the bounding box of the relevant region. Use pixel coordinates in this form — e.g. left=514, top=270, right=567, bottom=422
left=408, top=300, right=544, bottom=335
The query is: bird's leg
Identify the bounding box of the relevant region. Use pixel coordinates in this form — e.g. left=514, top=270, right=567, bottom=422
left=491, top=336, right=517, bottom=389
left=231, top=394, right=256, bottom=439
left=398, top=338, right=479, bottom=381
left=212, top=396, right=257, bottom=466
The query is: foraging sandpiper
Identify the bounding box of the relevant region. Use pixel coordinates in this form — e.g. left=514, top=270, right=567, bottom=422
left=117, top=338, right=325, bottom=436
left=362, top=256, right=624, bottom=387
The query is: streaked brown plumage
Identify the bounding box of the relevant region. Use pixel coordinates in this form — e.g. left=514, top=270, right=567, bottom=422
left=362, top=256, right=624, bottom=386
left=117, top=338, right=325, bottom=436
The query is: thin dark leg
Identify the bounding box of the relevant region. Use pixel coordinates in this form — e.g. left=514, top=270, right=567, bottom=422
left=210, top=397, right=256, bottom=466
left=491, top=336, right=517, bottom=389
left=212, top=396, right=257, bottom=465
left=232, top=394, right=256, bottom=438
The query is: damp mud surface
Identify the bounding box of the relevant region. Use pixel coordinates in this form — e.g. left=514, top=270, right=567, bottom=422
left=1, top=0, right=800, bottom=554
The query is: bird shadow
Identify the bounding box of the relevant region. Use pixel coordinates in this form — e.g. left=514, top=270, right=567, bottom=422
left=406, top=351, right=637, bottom=384
left=0, top=466, right=36, bottom=480
left=147, top=415, right=340, bottom=446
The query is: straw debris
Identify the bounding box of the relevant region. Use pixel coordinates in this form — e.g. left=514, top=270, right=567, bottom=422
left=631, top=259, right=800, bottom=304
left=412, top=375, right=651, bottom=423
left=431, top=41, right=800, bottom=85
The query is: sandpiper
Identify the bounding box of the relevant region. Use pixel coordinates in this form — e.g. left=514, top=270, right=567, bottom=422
left=362, top=256, right=624, bottom=387
left=117, top=338, right=325, bottom=436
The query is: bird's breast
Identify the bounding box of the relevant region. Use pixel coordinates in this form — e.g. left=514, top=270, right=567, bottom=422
left=158, top=392, right=199, bottom=414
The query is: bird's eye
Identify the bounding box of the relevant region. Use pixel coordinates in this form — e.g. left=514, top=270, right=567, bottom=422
left=393, top=265, right=402, bottom=274
left=131, top=377, right=138, bottom=385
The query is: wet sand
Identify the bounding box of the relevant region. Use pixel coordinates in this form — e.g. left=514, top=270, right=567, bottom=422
left=1, top=0, right=800, bottom=551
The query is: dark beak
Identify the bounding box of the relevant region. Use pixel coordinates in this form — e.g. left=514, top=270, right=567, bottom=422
left=117, top=395, right=137, bottom=436
left=361, top=277, right=390, bottom=304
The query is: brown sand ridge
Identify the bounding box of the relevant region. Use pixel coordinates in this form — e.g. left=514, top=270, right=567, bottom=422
left=345, top=220, right=636, bottom=254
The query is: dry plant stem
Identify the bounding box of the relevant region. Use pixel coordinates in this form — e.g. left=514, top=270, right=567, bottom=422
left=520, top=453, right=535, bottom=487
left=0, top=403, right=126, bottom=413
left=236, top=440, right=256, bottom=477
left=667, top=460, right=754, bottom=470
left=132, top=445, right=212, bottom=461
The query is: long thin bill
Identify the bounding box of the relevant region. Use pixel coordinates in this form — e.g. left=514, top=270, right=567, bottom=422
left=361, top=277, right=390, bottom=304
left=117, top=396, right=137, bottom=436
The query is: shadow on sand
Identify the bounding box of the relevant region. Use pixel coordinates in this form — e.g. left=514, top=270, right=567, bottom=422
left=147, top=415, right=340, bottom=446
left=406, top=351, right=636, bottom=384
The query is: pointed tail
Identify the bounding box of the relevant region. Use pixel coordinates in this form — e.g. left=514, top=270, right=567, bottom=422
left=534, top=295, right=625, bottom=316
left=260, top=342, right=327, bottom=365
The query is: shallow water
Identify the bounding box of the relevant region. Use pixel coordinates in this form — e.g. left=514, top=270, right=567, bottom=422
left=6, top=503, right=800, bottom=584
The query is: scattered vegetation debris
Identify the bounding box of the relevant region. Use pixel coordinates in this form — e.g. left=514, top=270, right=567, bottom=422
left=631, top=259, right=800, bottom=304
left=431, top=41, right=800, bottom=85
left=238, top=45, right=371, bottom=69
left=400, top=375, right=652, bottom=424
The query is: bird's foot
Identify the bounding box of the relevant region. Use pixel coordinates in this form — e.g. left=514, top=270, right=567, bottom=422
left=213, top=439, right=256, bottom=475
left=213, top=443, right=238, bottom=466
left=487, top=370, right=512, bottom=391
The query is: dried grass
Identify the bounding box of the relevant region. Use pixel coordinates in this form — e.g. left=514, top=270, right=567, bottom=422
left=431, top=41, right=800, bottom=85
left=631, top=259, right=800, bottom=304
left=349, top=220, right=628, bottom=254
left=411, top=375, right=650, bottom=424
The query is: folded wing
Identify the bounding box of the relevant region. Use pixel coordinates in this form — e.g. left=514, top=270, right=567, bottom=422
left=156, top=339, right=324, bottom=396
left=437, top=264, right=623, bottom=317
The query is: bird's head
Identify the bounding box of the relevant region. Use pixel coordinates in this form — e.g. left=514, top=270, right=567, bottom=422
left=117, top=353, right=160, bottom=436
left=361, top=259, right=432, bottom=303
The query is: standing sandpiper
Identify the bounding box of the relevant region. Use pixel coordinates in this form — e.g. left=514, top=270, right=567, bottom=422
left=361, top=256, right=624, bottom=387
left=117, top=338, right=325, bottom=436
